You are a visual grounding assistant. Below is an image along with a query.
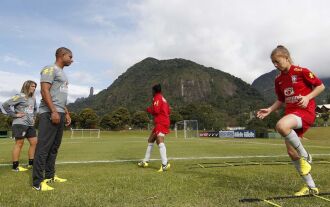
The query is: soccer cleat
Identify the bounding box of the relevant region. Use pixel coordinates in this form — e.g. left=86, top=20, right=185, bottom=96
left=137, top=161, right=149, bottom=168
left=157, top=163, right=171, bottom=172
left=299, top=157, right=311, bottom=176
left=45, top=175, right=67, bottom=183
left=32, top=180, right=54, bottom=191
left=53, top=175, right=67, bottom=183
left=294, top=185, right=319, bottom=196
left=12, top=166, right=28, bottom=172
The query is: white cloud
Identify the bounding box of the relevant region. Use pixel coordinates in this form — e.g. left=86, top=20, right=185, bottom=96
left=67, top=84, right=101, bottom=103
left=0, top=70, right=38, bottom=105
left=1, top=55, right=30, bottom=67
left=89, top=15, right=116, bottom=28
left=69, top=0, right=330, bottom=84
left=67, top=71, right=99, bottom=86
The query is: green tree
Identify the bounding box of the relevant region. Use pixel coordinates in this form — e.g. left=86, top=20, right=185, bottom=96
left=103, top=107, right=131, bottom=130
left=178, top=104, right=225, bottom=130
left=170, top=110, right=183, bottom=127
left=179, top=103, right=199, bottom=120
left=69, top=112, right=79, bottom=129
left=197, top=104, right=216, bottom=130
left=264, top=111, right=281, bottom=130
left=314, top=117, right=325, bottom=127
left=0, top=113, right=11, bottom=130
left=79, top=108, right=99, bottom=129
left=320, top=112, right=329, bottom=126
left=197, top=104, right=225, bottom=130
left=237, top=113, right=249, bottom=127
left=100, top=113, right=113, bottom=130
left=132, top=111, right=150, bottom=129
left=113, top=107, right=131, bottom=129
left=246, top=118, right=268, bottom=138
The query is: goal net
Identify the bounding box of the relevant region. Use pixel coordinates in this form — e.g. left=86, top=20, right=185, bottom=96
left=174, top=120, right=198, bottom=139
left=70, top=129, right=100, bottom=139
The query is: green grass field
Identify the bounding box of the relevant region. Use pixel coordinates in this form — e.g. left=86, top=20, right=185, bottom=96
left=1, top=127, right=330, bottom=207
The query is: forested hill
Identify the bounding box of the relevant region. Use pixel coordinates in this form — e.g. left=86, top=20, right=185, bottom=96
left=68, top=57, right=266, bottom=125
left=252, top=69, right=330, bottom=104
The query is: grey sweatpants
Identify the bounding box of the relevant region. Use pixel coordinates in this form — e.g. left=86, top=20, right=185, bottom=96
left=32, top=112, right=65, bottom=187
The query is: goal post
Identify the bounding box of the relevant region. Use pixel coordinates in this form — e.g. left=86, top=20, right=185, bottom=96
left=174, top=120, right=198, bottom=139
left=70, top=129, right=101, bottom=139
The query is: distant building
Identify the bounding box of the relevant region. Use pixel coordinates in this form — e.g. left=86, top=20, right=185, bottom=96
left=316, top=104, right=330, bottom=116
left=89, top=87, right=94, bottom=97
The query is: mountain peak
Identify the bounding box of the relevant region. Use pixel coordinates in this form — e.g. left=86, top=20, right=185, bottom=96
left=141, top=57, right=159, bottom=63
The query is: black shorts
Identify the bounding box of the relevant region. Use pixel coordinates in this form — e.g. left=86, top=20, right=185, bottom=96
left=12, top=125, right=37, bottom=139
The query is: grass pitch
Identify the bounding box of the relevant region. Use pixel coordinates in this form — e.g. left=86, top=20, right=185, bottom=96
left=0, top=127, right=330, bottom=206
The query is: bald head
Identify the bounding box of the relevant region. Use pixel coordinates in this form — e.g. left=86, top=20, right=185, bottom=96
left=55, top=47, right=72, bottom=58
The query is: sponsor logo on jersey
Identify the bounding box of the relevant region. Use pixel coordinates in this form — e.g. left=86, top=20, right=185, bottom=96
left=285, top=96, right=300, bottom=103
left=284, top=87, right=294, bottom=96
left=294, top=67, right=302, bottom=72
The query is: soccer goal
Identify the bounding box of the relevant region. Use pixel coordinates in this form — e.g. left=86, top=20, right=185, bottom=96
left=70, top=129, right=101, bottom=139
left=174, top=120, right=199, bottom=139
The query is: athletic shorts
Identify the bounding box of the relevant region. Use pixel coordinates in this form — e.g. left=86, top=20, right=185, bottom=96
left=152, top=124, right=170, bottom=137
left=12, top=124, right=37, bottom=139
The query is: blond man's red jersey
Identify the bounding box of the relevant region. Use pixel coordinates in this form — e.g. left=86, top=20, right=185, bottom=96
left=275, top=65, right=323, bottom=125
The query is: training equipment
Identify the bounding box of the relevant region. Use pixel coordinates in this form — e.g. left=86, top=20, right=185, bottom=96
left=174, top=120, right=198, bottom=139
left=137, top=161, right=149, bottom=168
left=294, top=185, right=319, bottom=196
left=157, top=163, right=171, bottom=172
left=12, top=166, right=28, bottom=172
left=299, top=157, right=311, bottom=175
left=70, top=129, right=100, bottom=139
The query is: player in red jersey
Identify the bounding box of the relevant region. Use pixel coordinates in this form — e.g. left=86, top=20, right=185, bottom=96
left=138, top=84, right=171, bottom=172
left=257, top=45, right=325, bottom=196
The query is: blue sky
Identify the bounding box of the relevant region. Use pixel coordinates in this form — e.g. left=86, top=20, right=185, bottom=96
left=1, top=0, right=330, bottom=104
